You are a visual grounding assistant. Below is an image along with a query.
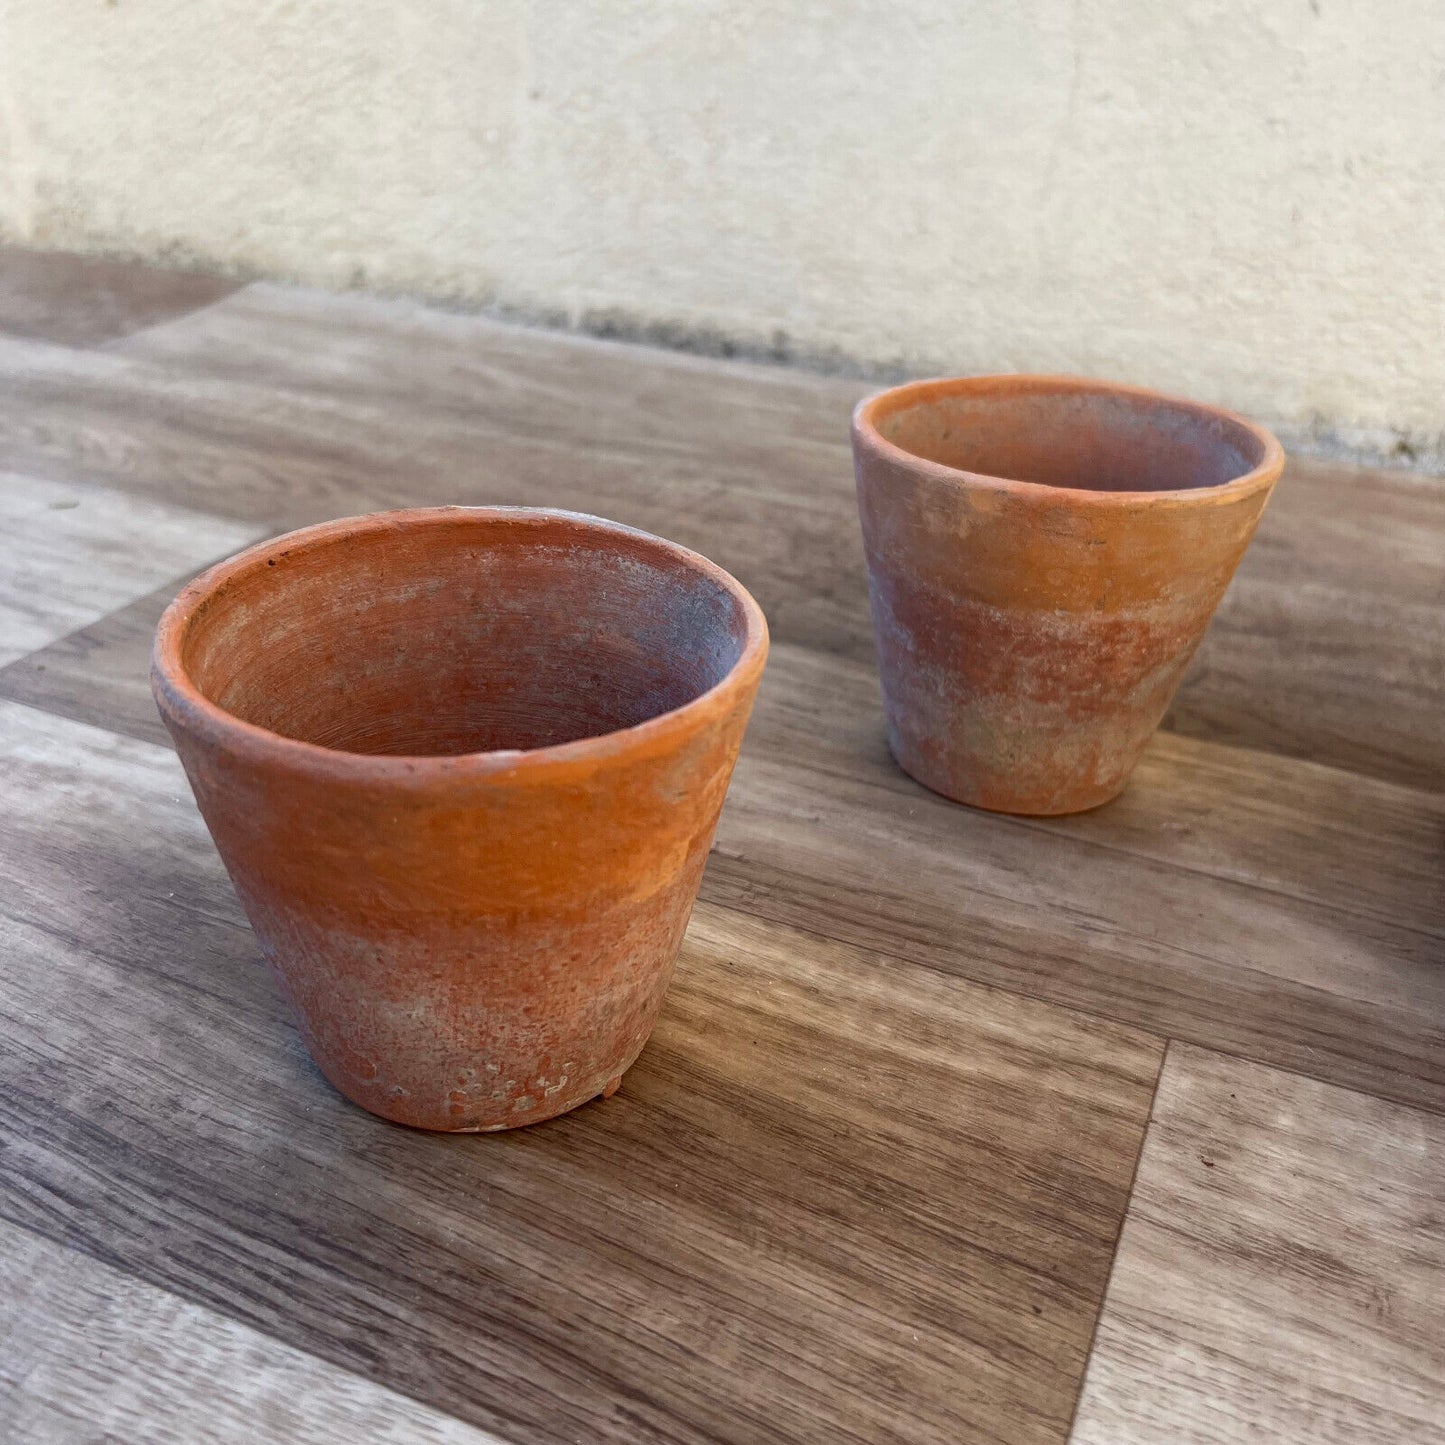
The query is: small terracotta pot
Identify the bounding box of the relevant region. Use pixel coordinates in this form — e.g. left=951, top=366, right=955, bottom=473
left=152, top=507, right=767, bottom=1131
left=852, top=376, right=1284, bottom=815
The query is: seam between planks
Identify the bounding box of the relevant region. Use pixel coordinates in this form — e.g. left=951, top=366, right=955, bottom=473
left=1059, top=1039, right=1171, bottom=1444
left=0, top=1208, right=503, bottom=1444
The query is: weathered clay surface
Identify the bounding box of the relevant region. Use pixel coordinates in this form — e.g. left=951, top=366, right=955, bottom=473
left=853, top=376, right=1284, bottom=815
left=152, top=507, right=767, bottom=1130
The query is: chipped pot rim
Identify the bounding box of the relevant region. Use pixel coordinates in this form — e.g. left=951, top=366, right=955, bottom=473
left=851, top=373, right=1285, bottom=506
left=152, top=506, right=770, bottom=785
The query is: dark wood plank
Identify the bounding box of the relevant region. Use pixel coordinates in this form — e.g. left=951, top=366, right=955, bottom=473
left=1071, top=1045, right=1445, bottom=1444
left=0, top=578, right=180, bottom=747
left=7, top=561, right=1439, bottom=1112
left=0, top=1218, right=500, bottom=1444
left=0, top=278, right=1438, bottom=789
left=743, top=645, right=1445, bottom=945
left=704, top=643, right=1445, bottom=1113
left=0, top=699, right=1163, bottom=1445
left=0, top=246, right=240, bottom=347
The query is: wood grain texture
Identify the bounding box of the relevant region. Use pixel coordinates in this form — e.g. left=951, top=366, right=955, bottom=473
left=0, top=698, right=1163, bottom=1445
left=0, top=1217, right=504, bottom=1444
left=0, top=281, right=1439, bottom=788
left=696, top=638, right=1433, bottom=1098
left=2, top=611, right=1439, bottom=1127
left=6, top=580, right=1438, bottom=1112
left=742, top=644, right=1445, bottom=947
left=0, top=245, right=241, bottom=347
left=1164, top=455, right=1445, bottom=794
left=0, top=577, right=182, bottom=746
left=118, top=283, right=1445, bottom=793
left=1070, top=1044, right=1445, bottom=1444
left=0, top=472, right=262, bottom=665
left=7, top=588, right=1442, bottom=962
left=1, top=255, right=1442, bottom=1443
left=0, top=279, right=1436, bottom=1117
left=0, top=303, right=870, bottom=662
left=701, top=645, right=1445, bottom=1112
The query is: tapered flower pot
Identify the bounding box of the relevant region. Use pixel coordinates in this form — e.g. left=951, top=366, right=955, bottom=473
left=852, top=376, right=1283, bottom=814
left=152, top=507, right=767, bottom=1131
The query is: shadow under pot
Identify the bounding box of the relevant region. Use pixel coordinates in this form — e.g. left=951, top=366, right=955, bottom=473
left=151, top=507, right=768, bottom=1131
left=852, top=375, right=1284, bottom=815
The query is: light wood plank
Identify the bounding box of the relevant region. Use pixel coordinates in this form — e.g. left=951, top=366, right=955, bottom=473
left=0, top=312, right=873, bottom=661
left=0, top=282, right=1439, bottom=789
left=1071, top=1044, right=1445, bottom=1444
left=0, top=1218, right=503, bottom=1445
left=0, top=471, right=262, bottom=665
left=117, top=280, right=1445, bottom=792
left=0, top=698, right=1162, bottom=1445
left=1166, top=455, right=1445, bottom=793
left=0, top=244, right=240, bottom=348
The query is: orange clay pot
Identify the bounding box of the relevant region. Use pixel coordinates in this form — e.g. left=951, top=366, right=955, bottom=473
left=152, top=508, right=767, bottom=1131
left=852, top=376, right=1284, bottom=815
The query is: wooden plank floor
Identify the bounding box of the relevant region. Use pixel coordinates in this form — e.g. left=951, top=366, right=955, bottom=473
left=0, top=249, right=1440, bottom=1443
left=0, top=1219, right=503, bottom=1444
left=1072, top=1046, right=1445, bottom=1444
left=0, top=246, right=241, bottom=348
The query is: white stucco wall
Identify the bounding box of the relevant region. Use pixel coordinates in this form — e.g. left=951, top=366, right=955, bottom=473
left=1, top=1, right=1442, bottom=463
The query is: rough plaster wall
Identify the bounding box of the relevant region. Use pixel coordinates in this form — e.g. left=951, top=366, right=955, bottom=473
left=0, top=0, right=1442, bottom=463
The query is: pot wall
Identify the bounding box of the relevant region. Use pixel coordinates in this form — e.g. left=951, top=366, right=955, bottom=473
left=168, top=699, right=753, bottom=1130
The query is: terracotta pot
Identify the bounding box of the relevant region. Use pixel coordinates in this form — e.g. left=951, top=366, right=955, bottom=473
left=852, top=376, right=1284, bottom=814
left=152, top=507, right=767, bottom=1131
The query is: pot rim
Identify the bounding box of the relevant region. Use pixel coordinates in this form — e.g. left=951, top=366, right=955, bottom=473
left=152, top=505, right=770, bottom=785
left=851, top=373, right=1285, bottom=506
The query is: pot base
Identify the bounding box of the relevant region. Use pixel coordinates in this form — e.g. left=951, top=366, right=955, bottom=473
left=891, top=742, right=1129, bottom=817
left=308, top=1041, right=644, bottom=1133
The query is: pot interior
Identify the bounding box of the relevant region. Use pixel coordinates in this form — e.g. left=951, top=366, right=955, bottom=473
left=872, top=382, right=1272, bottom=493
left=178, top=512, right=753, bottom=756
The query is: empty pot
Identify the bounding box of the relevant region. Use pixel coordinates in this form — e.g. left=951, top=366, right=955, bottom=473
left=152, top=507, right=768, bottom=1130
left=852, top=376, right=1284, bottom=814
